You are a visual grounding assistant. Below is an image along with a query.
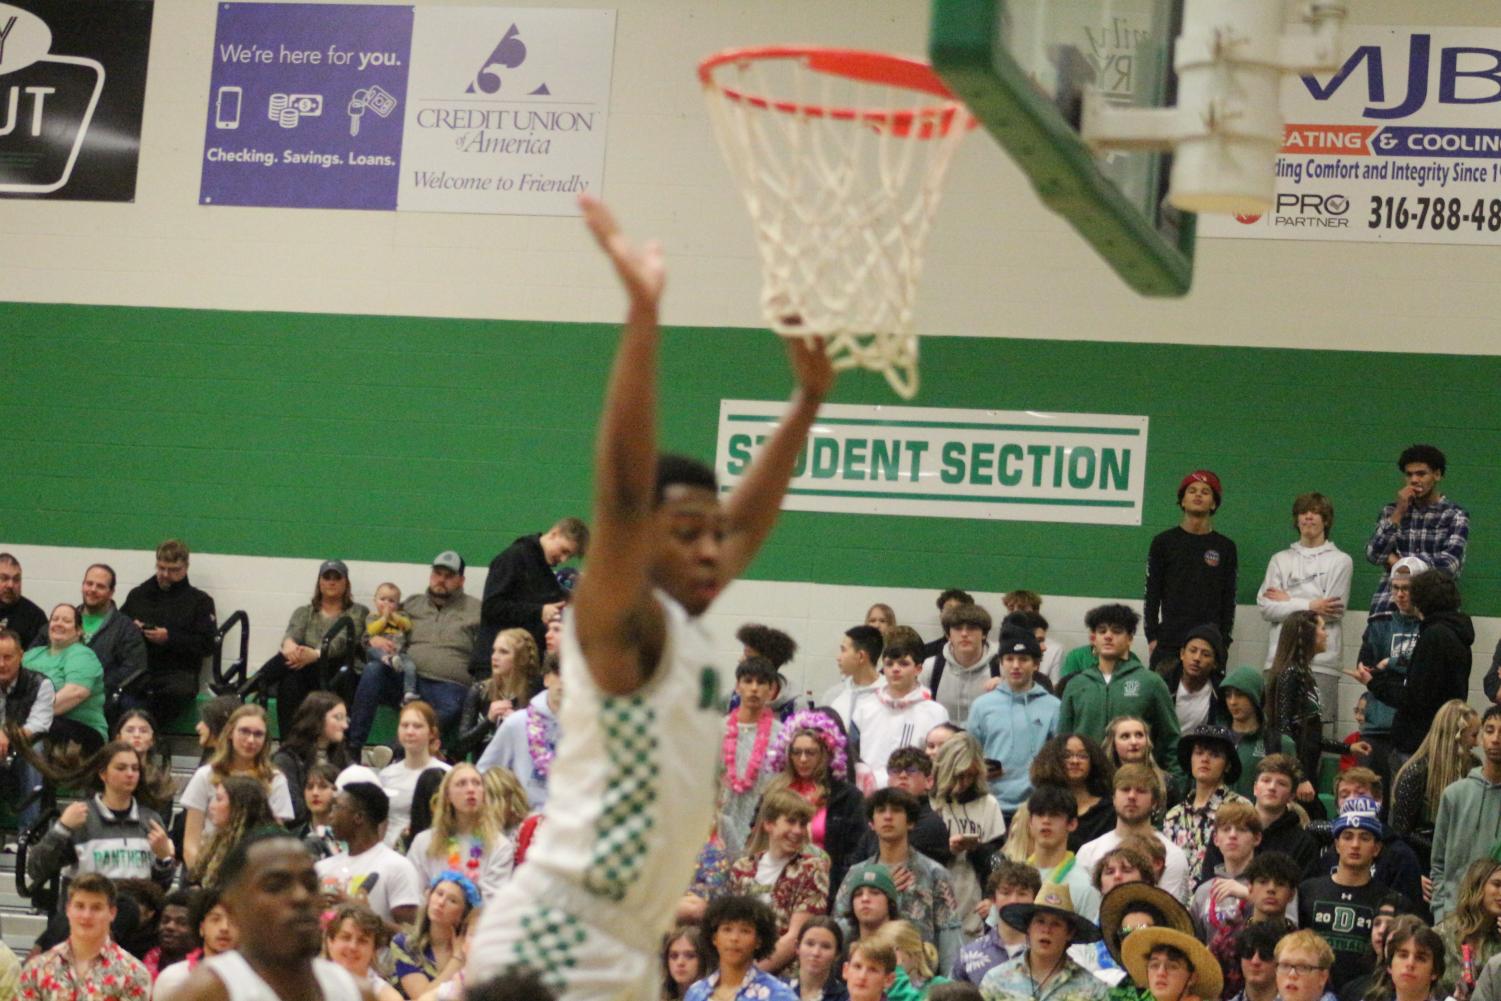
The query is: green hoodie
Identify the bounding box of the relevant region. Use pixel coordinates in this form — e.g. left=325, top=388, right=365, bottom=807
left=1220, top=665, right=1297, bottom=798
left=1432, top=766, right=1501, bottom=921
left=1058, top=651, right=1179, bottom=771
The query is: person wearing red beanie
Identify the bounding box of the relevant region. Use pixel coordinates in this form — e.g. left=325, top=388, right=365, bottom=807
left=1144, top=470, right=1238, bottom=671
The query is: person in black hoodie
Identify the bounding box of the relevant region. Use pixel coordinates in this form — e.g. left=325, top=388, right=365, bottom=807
left=119, top=540, right=217, bottom=727
left=472, top=519, right=588, bottom=671
left=1155, top=622, right=1230, bottom=732
left=1360, top=570, right=1475, bottom=759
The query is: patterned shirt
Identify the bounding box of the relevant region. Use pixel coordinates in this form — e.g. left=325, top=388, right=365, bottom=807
left=1365, top=496, right=1469, bottom=617
left=951, top=927, right=1025, bottom=985
left=728, top=846, right=830, bottom=935
left=686, top=966, right=798, bottom=1001
left=832, top=849, right=963, bottom=974
left=689, top=835, right=732, bottom=901
left=978, top=952, right=1109, bottom=1001
left=1162, top=784, right=1249, bottom=888
left=19, top=938, right=151, bottom=1001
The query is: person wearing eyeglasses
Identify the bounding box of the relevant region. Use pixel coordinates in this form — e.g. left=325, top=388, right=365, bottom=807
left=1272, top=930, right=1337, bottom=1001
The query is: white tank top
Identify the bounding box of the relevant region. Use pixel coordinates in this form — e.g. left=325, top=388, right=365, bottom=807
left=203, top=952, right=363, bottom=1001
left=522, top=591, right=722, bottom=945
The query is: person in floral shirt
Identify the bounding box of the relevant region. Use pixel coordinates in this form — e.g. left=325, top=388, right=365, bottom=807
left=19, top=873, right=150, bottom=1001
left=831, top=788, right=963, bottom=974
left=728, top=789, right=831, bottom=973
left=1162, top=724, right=1248, bottom=887
left=685, top=895, right=798, bottom=1001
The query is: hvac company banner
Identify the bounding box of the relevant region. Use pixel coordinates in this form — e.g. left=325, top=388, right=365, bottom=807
left=716, top=402, right=1149, bottom=526
left=0, top=0, right=154, bottom=201
left=199, top=4, right=615, bottom=215
left=1200, top=26, right=1501, bottom=244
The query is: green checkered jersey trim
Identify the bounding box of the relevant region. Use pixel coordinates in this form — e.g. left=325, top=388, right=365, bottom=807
left=581, top=695, right=660, bottom=901
left=509, top=906, right=588, bottom=987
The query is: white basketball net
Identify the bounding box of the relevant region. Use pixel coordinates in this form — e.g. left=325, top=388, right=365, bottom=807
left=701, top=49, right=970, bottom=399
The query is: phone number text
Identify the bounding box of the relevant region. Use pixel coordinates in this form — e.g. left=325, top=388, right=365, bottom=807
left=1369, top=196, right=1501, bottom=232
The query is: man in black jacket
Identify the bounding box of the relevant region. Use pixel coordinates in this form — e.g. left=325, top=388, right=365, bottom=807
left=0, top=628, right=55, bottom=832
left=77, top=564, right=147, bottom=730
left=473, top=518, right=588, bottom=670
left=0, top=554, right=47, bottom=649
left=120, top=540, right=217, bottom=728
left=1358, top=569, right=1474, bottom=758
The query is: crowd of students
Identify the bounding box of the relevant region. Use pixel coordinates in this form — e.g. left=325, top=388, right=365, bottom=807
left=0, top=434, right=1490, bottom=1001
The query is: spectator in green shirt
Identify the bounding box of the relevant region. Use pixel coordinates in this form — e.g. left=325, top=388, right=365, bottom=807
left=22, top=603, right=107, bottom=753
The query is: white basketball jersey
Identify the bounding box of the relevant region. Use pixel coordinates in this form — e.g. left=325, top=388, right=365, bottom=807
left=522, top=590, right=722, bottom=945
left=203, top=952, right=362, bottom=1001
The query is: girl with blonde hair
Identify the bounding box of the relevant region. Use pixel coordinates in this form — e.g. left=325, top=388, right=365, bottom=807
left=929, top=734, right=1005, bottom=932
left=1435, top=858, right=1501, bottom=996
left=1105, top=715, right=1175, bottom=808
left=870, top=920, right=949, bottom=999
left=481, top=764, right=531, bottom=833
left=407, top=763, right=515, bottom=899
left=1390, top=699, right=1479, bottom=869
left=459, top=628, right=540, bottom=759
left=180, top=704, right=293, bottom=869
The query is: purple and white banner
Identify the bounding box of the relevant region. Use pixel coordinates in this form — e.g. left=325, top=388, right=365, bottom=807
left=199, top=4, right=615, bottom=215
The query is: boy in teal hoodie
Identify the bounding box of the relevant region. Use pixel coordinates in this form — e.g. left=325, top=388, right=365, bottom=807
left=1058, top=604, right=1178, bottom=772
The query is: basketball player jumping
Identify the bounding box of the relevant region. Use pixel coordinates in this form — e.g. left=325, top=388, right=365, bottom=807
left=465, top=195, right=834, bottom=999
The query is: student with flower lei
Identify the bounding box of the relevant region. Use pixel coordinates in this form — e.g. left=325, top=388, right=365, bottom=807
left=719, top=657, right=783, bottom=855
left=763, top=710, right=867, bottom=902
left=406, top=763, right=514, bottom=901
left=476, top=653, right=564, bottom=808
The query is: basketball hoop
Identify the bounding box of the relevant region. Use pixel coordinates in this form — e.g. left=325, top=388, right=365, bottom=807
left=699, top=46, right=973, bottom=399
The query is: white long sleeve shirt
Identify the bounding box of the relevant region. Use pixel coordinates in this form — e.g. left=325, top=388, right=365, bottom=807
left=1257, top=540, right=1354, bottom=676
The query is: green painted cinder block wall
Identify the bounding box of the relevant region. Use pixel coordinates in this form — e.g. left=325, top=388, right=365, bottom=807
left=5, top=301, right=1496, bottom=614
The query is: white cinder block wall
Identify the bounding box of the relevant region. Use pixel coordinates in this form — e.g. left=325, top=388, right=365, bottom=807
left=4, top=0, right=1500, bottom=738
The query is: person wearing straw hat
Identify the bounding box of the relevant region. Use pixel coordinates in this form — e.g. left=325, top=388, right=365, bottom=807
left=977, top=883, right=1107, bottom=1001
left=1089, top=883, right=1195, bottom=991
left=1120, top=925, right=1222, bottom=1001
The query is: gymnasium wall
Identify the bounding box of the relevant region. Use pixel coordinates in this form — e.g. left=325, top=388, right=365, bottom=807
left=4, top=0, right=1497, bottom=729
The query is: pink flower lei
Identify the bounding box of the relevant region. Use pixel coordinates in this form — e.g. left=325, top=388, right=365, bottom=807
left=765, top=709, right=849, bottom=779
left=723, top=710, right=774, bottom=795
left=527, top=709, right=556, bottom=778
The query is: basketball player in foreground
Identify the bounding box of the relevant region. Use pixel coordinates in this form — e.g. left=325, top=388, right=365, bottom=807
left=172, top=831, right=375, bottom=1001
left=466, top=195, right=834, bottom=999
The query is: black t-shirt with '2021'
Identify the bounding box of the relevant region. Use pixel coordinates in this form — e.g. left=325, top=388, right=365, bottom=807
left=1297, top=875, right=1405, bottom=988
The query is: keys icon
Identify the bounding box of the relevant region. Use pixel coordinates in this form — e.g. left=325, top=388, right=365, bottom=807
left=348, top=84, right=399, bottom=137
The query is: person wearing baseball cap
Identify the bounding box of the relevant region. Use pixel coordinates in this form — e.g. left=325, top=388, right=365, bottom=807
left=1297, top=797, right=1409, bottom=988
left=977, top=883, right=1107, bottom=1000
left=347, top=550, right=481, bottom=755
left=965, top=629, right=1060, bottom=817
left=1144, top=469, right=1238, bottom=672
left=1355, top=555, right=1428, bottom=792
left=254, top=558, right=368, bottom=737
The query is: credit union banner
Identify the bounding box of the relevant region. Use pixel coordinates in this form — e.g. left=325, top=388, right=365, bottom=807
left=1200, top=26, right=1501, bottom=244
left=716, top=401, right=1149, bottom=526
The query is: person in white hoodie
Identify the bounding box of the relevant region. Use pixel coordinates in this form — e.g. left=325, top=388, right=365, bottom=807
left=822, top=625, right=885, bottom=731
left=475, top=654, right=562, bottom=808
left=853, top=632, right=949, bottom=788
left=1257, top=491, right=1353, bottom=724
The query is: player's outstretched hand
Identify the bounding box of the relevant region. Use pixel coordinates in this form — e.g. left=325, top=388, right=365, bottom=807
left=580, top=193, right=664, bottom=312
left=787, top=334, right=835, bottom=402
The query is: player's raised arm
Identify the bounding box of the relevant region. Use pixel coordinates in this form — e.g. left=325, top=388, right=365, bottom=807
left=719, top=336, right=834, bottom=581
left=571, top=194, right=669, bottom=694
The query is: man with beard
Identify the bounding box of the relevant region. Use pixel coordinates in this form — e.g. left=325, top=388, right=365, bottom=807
left=120, top=540, right=217, bottom=726
left=173, top=832, right=374, bottom=1001
left=0, top=554, right=45, bottom=648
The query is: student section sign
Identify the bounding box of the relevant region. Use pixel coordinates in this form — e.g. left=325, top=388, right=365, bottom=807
left=198, top=4, right=614, bottom=214
left=716, top=402, right=1149, bottom=526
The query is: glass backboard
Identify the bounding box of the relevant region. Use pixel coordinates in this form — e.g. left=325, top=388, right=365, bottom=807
left=930, top=0, right=1195, bottom=296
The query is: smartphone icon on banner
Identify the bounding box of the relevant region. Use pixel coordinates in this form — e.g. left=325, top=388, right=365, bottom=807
left=216, top=86, right=243, bottom=129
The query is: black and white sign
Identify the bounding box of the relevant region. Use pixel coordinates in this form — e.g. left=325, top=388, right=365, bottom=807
left=0, top=0, right=154, bottom=201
